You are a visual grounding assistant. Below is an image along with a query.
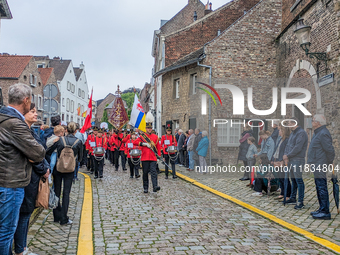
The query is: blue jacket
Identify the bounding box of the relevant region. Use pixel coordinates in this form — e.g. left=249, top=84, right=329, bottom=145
left=196, top=136, right=209, bottom=157
left=246, top=143, right=257, bottom=160
left=271, top=136, right=288, bottom=162
left=307, top=125, right=335, bottom=166
left=284, top=126, right=308, bottom=161
left=41, top=127, right=54, bottom=146
left=256, top=136, right=275, bottom=161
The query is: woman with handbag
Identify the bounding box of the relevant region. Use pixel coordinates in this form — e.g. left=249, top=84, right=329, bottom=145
left=46, top=122, right=83, bottom=226
left=13, top=103, right=50, bottom=255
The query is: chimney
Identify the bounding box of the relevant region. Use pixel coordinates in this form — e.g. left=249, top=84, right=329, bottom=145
left=204, top=1, right=213, bottom=16
left=80, top=61, right=85, bottom=69
left=193, top=11, right=197, bottom=21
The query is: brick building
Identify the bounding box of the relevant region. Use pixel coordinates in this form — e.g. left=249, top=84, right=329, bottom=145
left=153, top=0, right=282, bottom=165
left=276, top=0, right=340, bottom=163
left=0, top=54, right=45, bottom=118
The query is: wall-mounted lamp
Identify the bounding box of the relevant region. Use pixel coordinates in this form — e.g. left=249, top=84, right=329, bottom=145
left=294, top=17, right=328, bottom=69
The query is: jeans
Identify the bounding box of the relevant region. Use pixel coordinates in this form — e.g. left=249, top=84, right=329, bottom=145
left=289, top=159, right=305, bottom=203
left=314, top=169, right=330, bottom=213
left=53, top=171, right=73, bottom=225
left=50, top=151, right=57, bottom=174
left=14, top=212, right=32, bottom=254
left=0, top=187, right=25, bottom=255
left=74, top=161, right=80, bottom=180
left=188, top=151, right=194, bottom=170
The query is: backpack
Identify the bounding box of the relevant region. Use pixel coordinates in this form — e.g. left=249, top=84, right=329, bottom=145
left=56, top=137, right=79, bottom=173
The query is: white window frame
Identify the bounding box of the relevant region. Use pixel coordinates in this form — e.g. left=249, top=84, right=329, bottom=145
left=38, top=95, right=43, bottom=111
left=82, top=90, right=85, bottom=99
left=192, top=74, right=197, bottom=94
left=67, top=82, right=71, bottom=91
left=175, top=79, right=180, bottom=99
left=62, top=98, right=65, bottom=107
left=66, top=114, right=69, bottom=122
left=66, top=98, right=70, bottom=112
left=217, top=119, right=242, bottom=147
left=29, top=74, right=36, bottom=87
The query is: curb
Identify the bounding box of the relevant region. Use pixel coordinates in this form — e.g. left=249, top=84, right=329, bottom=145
left=162, top=169, right=340, bottom=254
left=77, top=172, right=93, bottom=255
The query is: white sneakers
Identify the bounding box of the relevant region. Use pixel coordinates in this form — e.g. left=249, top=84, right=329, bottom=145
left=23, top=248, right=39, bottom=255
left=251, top=192, right=263, bottom=196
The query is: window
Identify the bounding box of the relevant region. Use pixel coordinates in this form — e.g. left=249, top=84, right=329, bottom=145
left=217, top=120, right=242, bottom=147
left=71, top=116, right=74, bottom=121
left=71, top=84, right=75, bottom=93
left=174, top=120, right=179, bottom=129
left=77, top=118, right=80, bottom=124
left=78, top=88, right=81, bottom=97
left=82, top=90, right=85, bottom=99
left=32, top=94, right=35, bottom=103
left=67, top=82, right=71, bottom=91
left=71, top=100, right=74, bottom=113
left=66, top=114, right=69, bottom=122
left=66, top=98, right=70, bottom=112
left=38, top=95, right=43, bottom=110
left=174, top=79, right=180, bottom=99
left=81, top=105, right=84, bottom=114
left=29, top=74, right=37, bottom=87
left=62, top=98, right=65, bottom=106
left=81, top=119, right=84, bottom=126
left=191, top=73, right=197, bottom=95
left=62, top=114, right=65, bottom=121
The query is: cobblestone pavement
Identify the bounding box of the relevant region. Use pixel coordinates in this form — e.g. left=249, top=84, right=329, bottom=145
left=26, top=173, right=84, bottom=255
left=174, top=164, right=340, bottom=247
left=27, top=161, right=337, bottom=254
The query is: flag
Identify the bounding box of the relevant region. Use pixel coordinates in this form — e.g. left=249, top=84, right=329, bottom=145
left=77, top=106, right=81, bottom=116
left=80, top=89, right=93, bottom=133
left=129, top=94, right=146, bottom=132
left=108, top=96, right=129, bottom=130
left=81, top=110, right=87, bottom=117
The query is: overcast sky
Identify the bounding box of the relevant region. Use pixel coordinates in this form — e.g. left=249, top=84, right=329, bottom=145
left=0, top=0, right=231, bottom=100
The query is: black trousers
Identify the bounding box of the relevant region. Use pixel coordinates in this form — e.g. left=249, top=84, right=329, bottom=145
left=179, top=149, right=185, bottom=165
left=94, top=157, right=104, bottom=177
left=142, top=161, right=158, bottom=190
left=90, top=155, right=95, bottom=172
left=109, top=150, right=114, bottom=165
left=53, top=170, right=73, bottom=225
left=81, top=145, right=87, bottom=166
left=114, top=150, right=126, bottom=170
left=86, top=151, right=91, bottom=170
left=254, top=177, right=267, bottom=193
left=128, top=158, right=140, bottom=177
left=164, top=154, right=176, bottom=176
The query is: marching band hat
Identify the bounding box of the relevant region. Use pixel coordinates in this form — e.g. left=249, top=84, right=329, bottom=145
left=98, top=128, right=104, bottom=133
left=145, top=112, right=154, bottom=129
left=166, top=124, right=172, bottom=131
left=93, top=126, right=99, bottom=132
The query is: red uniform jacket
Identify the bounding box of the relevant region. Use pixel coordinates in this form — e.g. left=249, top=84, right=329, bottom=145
left=133, top=133, right=161, bottom=161
left=161, top=134, right=177, bottom=155
left=115, top=133, right=125, bottom=151
left=92, top=136, right=108, bottom=156
left=86, top=134, right=96, bottom=153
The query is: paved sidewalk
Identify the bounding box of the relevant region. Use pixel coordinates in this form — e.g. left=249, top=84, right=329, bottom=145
left=174, top=165, right=340, bottom=247
left=26, top=174, right=84, bottom=255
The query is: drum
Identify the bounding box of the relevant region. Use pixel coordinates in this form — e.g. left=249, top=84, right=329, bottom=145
left=130, top=149, right=142, bottom=157
left=167, top=146, right=177, bottom=153
left=93, top=147, right=105, bottom=155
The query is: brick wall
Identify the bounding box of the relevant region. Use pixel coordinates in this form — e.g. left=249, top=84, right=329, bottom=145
left=277, top=0, right=340, bottom=164
left=161, top=0, right=282, bottom=165
left=95, top=93, right=116, bottom=123
left=164, top=0, right=261, bottom=67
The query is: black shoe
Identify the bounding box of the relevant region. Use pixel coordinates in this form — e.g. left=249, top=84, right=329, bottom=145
left=312, top=212, right=331, bottom=220
left=115, top=169, right=118, bottom=171
left=153, top=186, right=161, bottom=192
left=90, top=171, right=94, bottom=174
left=123, top=169, right=127, bottom=171
left=94, top=176, right=98, bottom=179
left=130, top=176, right=133, bottom=178
left=310, top=208, right=321, bottom=216
left=165, top=176, right=168, bottom=179
left=144, top=189, right=148, bottom=193
left=285, top=198, right=297, bottom=204
left=173, top=175, right=177, bottom=179
left=99, top=176, right=103, bottom=178
left=135, top=175, right=140, bottom=178
left=294, top=202, right=304, bottom=210
left=239, top=177, right=250, bottom=181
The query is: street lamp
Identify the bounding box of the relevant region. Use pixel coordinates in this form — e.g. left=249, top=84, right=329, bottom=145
left=294, top=17, right=328, bottom=68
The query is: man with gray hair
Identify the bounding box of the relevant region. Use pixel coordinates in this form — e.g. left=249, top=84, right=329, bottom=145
left=177, top=129, right=186, bottom=166
left=271, top=120, right=280, bottom=144
left=308, top=114, right=335, bottom=220
left=186, top=129, right=195, bottom=171
left=0, top=83, right=45, bottom=254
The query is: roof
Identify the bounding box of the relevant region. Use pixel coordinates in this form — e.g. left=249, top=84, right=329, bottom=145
left=0, top=0, right=12, bottom=19
left=96, top=99, right=105, bottom=106
left=48, top=59, right=72, bottom=81
left=0, top=55, right=32, bottom=78
left=153, top=47, right=204, bottom=78
left=73, top=67, right=83, bottom=81
left=34, top=55, right=49, bottom=61
left=38, top=68, right=53, bottom=86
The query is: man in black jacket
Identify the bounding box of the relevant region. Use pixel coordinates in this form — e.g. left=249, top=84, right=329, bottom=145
left=0, top=83, right=45, bottom=254
left=192, top=128, right=202, bottom=168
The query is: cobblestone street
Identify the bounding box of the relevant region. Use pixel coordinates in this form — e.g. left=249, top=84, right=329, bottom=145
left=25, top=162, right=337, bottom=254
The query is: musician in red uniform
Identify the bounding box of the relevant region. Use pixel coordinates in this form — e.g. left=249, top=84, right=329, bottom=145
left=109, top=130, right=117, bottom=166
left=161, top=124, right=178, bottom=179
left=133, top=112, right=161, bottom=193
left=92, top=128, right=108, bottom=179
left=125, top=132, right=141, bottom=178
left=85, top=127, right=96, bottom=174
left=113, top=129, right=126, bottom=171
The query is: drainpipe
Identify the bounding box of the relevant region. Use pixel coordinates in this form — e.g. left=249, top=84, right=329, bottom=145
left=197, top=60, right=212, bottom=167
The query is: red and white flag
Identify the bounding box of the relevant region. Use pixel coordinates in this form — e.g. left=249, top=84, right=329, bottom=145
left=80, top=88, right=93, bottom=133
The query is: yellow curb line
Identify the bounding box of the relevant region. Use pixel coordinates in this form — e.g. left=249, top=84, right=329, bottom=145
left=77, top=172, right=93, bottom=255
left=163, top=169, right=340, bottom=254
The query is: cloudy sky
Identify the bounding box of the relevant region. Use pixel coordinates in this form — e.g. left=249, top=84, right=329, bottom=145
left=0, top=0, right=230, bottom=100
